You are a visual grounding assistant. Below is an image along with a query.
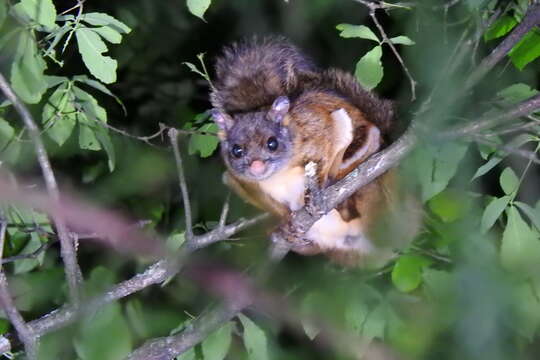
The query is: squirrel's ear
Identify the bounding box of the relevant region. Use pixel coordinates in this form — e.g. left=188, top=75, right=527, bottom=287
left=211, top=109, right=234, bottom=138
left=268, top=96, right=290, bottom=124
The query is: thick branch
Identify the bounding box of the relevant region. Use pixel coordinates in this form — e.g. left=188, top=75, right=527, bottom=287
left=465, top=3, right=540, bottom=90
left=0, top=72, right=82, bottom=304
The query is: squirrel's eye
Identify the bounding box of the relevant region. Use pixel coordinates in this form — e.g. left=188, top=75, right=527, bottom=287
left=231, top=144, right=244, bottom=158
left=267, top=136, right=278, bottom=151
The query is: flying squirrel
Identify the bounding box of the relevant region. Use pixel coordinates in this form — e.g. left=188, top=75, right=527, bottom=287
left=209, top=36, right=418, bottom=266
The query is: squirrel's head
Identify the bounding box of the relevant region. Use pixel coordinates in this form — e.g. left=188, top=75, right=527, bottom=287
left=212, top=96, right=294, bottom=181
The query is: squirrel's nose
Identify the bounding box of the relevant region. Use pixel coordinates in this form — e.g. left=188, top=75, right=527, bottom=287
left=249, top=160, right=266, bottom=176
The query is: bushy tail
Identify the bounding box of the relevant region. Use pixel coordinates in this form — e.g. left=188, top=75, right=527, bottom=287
left=210, top=36, right=318, bottom=113
left=308, top=69, right=395, bottom=134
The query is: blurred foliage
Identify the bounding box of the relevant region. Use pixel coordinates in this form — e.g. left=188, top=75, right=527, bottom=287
left=0, top=0, right=539, bottom=359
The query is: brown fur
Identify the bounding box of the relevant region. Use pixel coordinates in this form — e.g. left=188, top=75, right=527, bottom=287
left=210, top=37, right=417, bottom=267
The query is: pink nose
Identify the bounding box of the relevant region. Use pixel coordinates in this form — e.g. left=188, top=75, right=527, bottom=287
left=250, top=160, right=266, bottom=175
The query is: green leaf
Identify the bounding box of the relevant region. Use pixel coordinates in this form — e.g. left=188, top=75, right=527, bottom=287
left=497, top=83, right=538, bottom=104
left=188, top=123, right=219, bottom=158
left=176, top=348, right=196, bottom=360
left=515, top=201, right=540, bottom=231
left=76, top=27, right=117, bottom=84
left=363, top=303, right=387, bottom=340
left=511, top=282, right=540, bottom=340
left=92, top=26, right=122, bottom=44
left=78, top=120, right=102, bottom=151
left=422, top=268, right=454, bottom=303
left=336, top=24, right=379, bottom=42
left=509, top=29, right=540, bottom=70
left=501, top=206, right=540, bottom=276
left=472, top=155, right=502, bottom=180
left=201, top=322, right=233, bottom=360
left=355, top=45, right=383, bottom=90
left=300, top=292, right=323, bottom=340
left=481, top=195, right=511, bottom=233
left=0, top=118, right=21, bottom=163
left=238, top=314, right=269, bottom=360
left=428, top=189, right=470, bottom=223
left=73, top=75, right=126, bottom=114
left=484, top=15, right=518, bottom=41
left=187, top=0, right=211, bottom=20
left=166, top=232, right=186, bottom=252
left=94, top=125, right=116, bottom=171
left=74, top=303, right=132, bottom=360
left=389, top=35, right=415, bottom=45
left=13, top=233, right=45, bottom=274
left=18, top=0, right=57, bottom=29
left=500, top=167, right=519, bottom=195
left=80, top=12, right=131, bottom=33
left=415, top=142, right=469, bottom=202
left=0, top=1, right=7, bottom=29
left=42, top=84, right=77, bottom=146
left=10, top=31, right=48, bottom=104
left=345, top=300, right=369, bottom=334
left=391, top=255, right=432, bottom=292
left=44, top=75, right=68, bottom=89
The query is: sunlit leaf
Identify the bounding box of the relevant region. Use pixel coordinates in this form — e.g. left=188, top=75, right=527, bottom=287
left=484, top=15, right=518, bottom=41
left=187, top=0, right=211, bottom=20
left=81, top=12, right=131, bottom=33
left=428, top=189, right=471, bottom=223
left=509, top=29, right=540, bottom=70
left=392, top=255, right=432, bottom=292
left=300, top=292, right=323, bottom=340
left=355, top=45, right=383, bottom=90
left=76, top=27, right=117, bottom=84
left=389, top=35, right=415, bottom=45
left=336, top=24, right=379, bottom=42
left=18, top=0, right=57, bottom=29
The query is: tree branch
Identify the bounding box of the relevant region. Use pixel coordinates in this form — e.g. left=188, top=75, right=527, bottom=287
left=465, top=3, right=540, bottom=90
left=0, top=217, right=38, bottom=359
left=0, top=72, right=83, bottom=305
left=0, top=214, right=264, bottom=354
left=169, top=128, right=194, bottom=241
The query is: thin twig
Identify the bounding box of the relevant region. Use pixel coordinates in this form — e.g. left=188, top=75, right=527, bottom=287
left=168, top=128, right=194, bottom=241
left=218, top=192, right=231, bottom=230
left=357, top=0, right=417, bottom=100
left=473, top=135, right=540, bottom=165
left=0, top=217, right=38, bottom=359
left=0, top=72, right=82, bottom=305
left=465, top=3, right=540, bottom=90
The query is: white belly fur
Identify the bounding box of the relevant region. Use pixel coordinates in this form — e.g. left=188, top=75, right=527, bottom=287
left=259, top=166, right=306, bottom=211
left=259, top=166, right=373, bottom=253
